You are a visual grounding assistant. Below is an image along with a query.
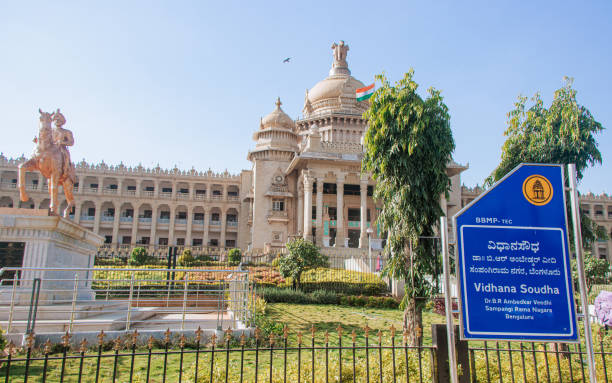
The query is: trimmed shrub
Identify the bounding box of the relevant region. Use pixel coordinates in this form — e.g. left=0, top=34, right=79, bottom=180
left=339, top=295, right=399, bottom=309
left=300, top=281, right=388, bottom=296
left=95, top=257, right=127, bottom=266
left=178, top=249, right=195, bottom=266
left=258, top=287, right=399, bottom=308
left=228, top=248, right=242, bottom=266
left=196, top=254, right=214, bottom=262
left=258, top=287, right=314, bottom=304
left=128, top=247, right=148, bottom=266
left=310, top=289, right=340, bottom=304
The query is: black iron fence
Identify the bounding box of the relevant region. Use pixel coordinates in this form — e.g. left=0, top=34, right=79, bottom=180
left=1, top=326, right=435, bottom=383
left=2, top=324, right=611, bottom=382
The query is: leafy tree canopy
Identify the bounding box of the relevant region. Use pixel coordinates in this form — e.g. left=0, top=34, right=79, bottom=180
left=486, top=77, right=603, bottom=184
left=486, top=78, right=605, bottom=247
left=278, top=238, right=328, bottom=290
left=362, top=70, right=455, bottom=343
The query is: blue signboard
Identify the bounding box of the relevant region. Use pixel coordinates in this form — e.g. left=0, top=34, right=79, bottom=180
left=454, top=164, right=578, bottom=341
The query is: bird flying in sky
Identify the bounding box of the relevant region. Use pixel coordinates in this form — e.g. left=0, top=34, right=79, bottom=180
left=283, top=57, right=291, bottom=63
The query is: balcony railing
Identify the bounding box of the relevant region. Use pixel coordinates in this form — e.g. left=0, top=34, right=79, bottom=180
left=1, top=182, right=17, bottom=189
left=210, top=220, right=221, bottom=226
left=142, top=191, right=155, bottom=197
left=120, top=216, right=133, bottom=223
left=138, top=217, right=152, bottom=223
left=177, top=193, right=189, bottom=199
left=158, top=218, right=170, bottom=224
left=80, top=215, right=94, bottom=221
left=175, top=218, right=187, bottom=225
left=160, top=192, right=172, bottom=198
left=227, top=221, right=238, bottom=227
left=193, top=219, right=205, bottom=225
left=125, top=190, right=136, bottom=196
left=194, top=194, right=206, bottom=200
left=103, top=189, right=118, bottom=195
left=101, top=216, right=114, bottom=222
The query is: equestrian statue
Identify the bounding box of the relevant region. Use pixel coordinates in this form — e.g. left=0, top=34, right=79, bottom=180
left=18, top=109, right=76, bottom=217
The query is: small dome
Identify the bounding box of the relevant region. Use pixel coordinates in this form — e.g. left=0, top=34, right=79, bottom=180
left=261, top=98, right=294, bottom=130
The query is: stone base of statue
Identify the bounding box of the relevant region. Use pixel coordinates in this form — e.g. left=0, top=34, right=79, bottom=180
left=0, top=208, right=103, bottom=304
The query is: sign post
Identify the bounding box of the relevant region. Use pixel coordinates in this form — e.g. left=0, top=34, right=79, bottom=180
left=454, top=164, right=578, bottom=342
left=568, top=164, right=598, bottom=382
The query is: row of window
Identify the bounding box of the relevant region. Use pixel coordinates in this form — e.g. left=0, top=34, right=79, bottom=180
left=104, top=235, right=235, bottom=247
left=316, top=183, right=374, bottom=196
left=92, top=207, right=237, bottom=221
left=271, top=199, right=373, bottom=221
left=2, top=179, right=239, bottom=196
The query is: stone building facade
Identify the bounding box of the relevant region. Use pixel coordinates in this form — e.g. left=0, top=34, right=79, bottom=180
left=0, top=41, right=608, bottom=259
left=0, top=156, right=249, bottom=249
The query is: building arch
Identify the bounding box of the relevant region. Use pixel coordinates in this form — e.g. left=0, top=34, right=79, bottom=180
left=0, top=196, right=13, bottom=208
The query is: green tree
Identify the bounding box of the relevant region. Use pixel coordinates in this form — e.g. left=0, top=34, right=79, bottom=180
left=277, top=238, right=328, bottom=290
left=228, top=248, right=242, bottom=266
left=178, top=249, right=195, bottom=266
left=128, top=246, right=148, bottom=266
left=362, top=70, right=455, bottom=345
left=486, top=78, right=605, bottom=247
left=571, top=251, right=612, bottom=295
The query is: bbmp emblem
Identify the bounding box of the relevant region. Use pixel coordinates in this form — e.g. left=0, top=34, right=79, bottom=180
left=522, top=175, right=553, bottom=206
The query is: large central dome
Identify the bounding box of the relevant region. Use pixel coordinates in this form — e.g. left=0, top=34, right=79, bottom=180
left=302, top=41, right=369, bottom=117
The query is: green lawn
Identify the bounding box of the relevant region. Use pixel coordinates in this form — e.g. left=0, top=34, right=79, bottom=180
left=265, top=303, right=445, bottom=346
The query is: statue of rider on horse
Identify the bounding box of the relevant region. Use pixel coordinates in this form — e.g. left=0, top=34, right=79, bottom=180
left=18, top=109, right=76, bottom=217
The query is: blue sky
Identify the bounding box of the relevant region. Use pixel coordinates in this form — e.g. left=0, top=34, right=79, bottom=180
left=1, top=1, right=610, bottom=193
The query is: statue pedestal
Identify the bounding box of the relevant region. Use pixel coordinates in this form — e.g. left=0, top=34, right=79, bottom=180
left=0, top=208, right=103, bottom=304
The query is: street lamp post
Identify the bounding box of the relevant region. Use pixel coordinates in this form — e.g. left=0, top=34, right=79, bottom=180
left=366, top=227, right=374, bottom=271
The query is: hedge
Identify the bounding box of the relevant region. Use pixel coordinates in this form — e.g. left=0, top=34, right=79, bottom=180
left=257, top=287, right=399, bottom=309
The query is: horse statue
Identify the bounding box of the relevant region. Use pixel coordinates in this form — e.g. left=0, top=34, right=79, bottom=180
left=18, top=109, right=76, bottom=217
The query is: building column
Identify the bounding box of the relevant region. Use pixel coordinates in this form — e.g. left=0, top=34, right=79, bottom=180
left=223, top=185, right=227, bottom=201
left=154, top=181, right=160, bottom=198
left=220, top=209, right=227, bottom=248
left=150, top=205, right=158, bottom=245
left=186, top=205, right=194, bottom=246
left=203, top=207, right=210, bottom=246
left=97, top=177, right=103, bottom=195
left=168, top=206, right=176, bottom=245
left=37, top=174, right=43, bottom=191
left=207, top=184, right=212, bottom=201
left=297, top=183, right=304, bottom=235
left=135, top=179, right=142, bottom=197
left=358, top=177, right=368, bottom=249
left=315, top=177, right=324, bottom=245
left=117, top=179, right=123, bottom=197
left=130, top=203, right=139, bottom=245
left=303, top=173, right=313, bottom=241
left=93, top=201, right=102, bottom=234
left=336, top=175, right=345, bottom=247
left=189, top=183, right=194, bottom=200
left=74, top=204, right=82, bottom=224
left=171, top=182, right=177, bottom=199
left=112, top=201, right=120, bottom=245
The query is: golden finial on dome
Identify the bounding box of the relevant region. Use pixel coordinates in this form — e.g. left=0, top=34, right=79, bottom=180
left=275, top=97, right=282, bottom=109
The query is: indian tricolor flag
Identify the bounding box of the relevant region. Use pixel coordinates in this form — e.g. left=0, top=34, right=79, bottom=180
left=356, top=83, right=375, bottom=101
